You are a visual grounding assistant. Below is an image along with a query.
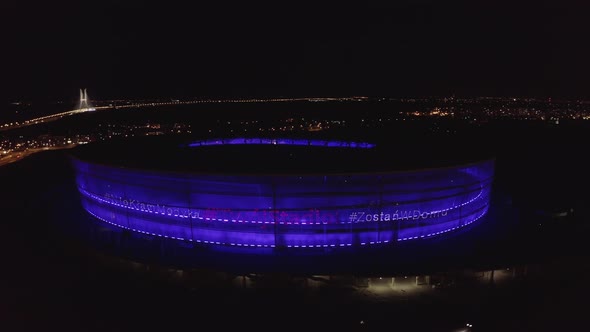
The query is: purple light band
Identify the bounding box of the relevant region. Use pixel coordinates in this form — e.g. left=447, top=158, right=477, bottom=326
left=84, top=206, right=488, bottom=247
left=78, top=186, right=484, bottom=225
left=185, top=138, right=376, bottom=149
left=80, top=192, right=489, bottom=249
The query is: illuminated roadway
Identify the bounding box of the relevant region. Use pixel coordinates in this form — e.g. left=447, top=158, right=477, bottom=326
left=0, top=107, right=103, bottom=132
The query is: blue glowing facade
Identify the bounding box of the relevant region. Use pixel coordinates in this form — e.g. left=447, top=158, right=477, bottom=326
left=71, top=139, right=494, bottom=253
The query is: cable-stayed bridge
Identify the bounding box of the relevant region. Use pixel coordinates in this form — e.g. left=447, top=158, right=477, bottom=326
left=0, top=90, right=362, bottom=132
left=1, top=88, right=99, bottom=132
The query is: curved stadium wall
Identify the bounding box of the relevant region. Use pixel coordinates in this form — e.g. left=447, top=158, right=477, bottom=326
left=71, top=138, right=494, bottom=252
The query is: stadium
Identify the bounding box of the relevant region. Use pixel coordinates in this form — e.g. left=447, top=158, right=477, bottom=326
left=70, top=136, right=495, bottom=263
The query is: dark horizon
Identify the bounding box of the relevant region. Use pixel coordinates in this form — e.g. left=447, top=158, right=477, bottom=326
left=2, top=2, right=590, bottom=102
left=4, top=92, right=587, bottom=104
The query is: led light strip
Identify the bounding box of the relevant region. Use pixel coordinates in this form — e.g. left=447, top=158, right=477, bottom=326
left=79, top=186, right=485, bottom=226
left=185, top=138, right=376, bottom=149
left=84, top=205, right=488, bottom=248
left=396, top=207, right=488, bottom=241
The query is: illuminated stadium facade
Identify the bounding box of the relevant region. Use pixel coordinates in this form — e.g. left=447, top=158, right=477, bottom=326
left=70, top=137, right=494, bottom=254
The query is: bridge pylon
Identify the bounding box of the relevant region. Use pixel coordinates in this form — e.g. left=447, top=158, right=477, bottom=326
left=78, top=88, right=92, bottom=110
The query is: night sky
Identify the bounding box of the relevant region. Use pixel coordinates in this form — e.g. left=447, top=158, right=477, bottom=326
left=2, top=1, right=590, bottom=101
